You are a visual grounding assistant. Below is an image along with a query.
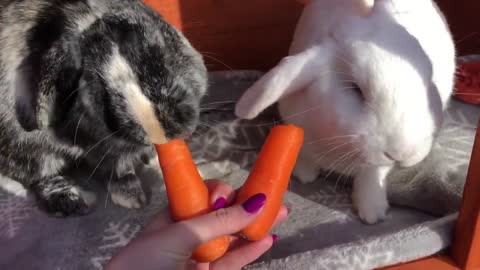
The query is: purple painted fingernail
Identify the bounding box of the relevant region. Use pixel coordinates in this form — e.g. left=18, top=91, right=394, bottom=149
left=242, top=193, right=266, bottom=214
left=213, top=197, right=227, bottom=210
left=272, top=234, right=278, bottom=242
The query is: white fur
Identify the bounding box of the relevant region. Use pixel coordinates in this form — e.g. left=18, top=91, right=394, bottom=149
left=71, top=186, right=97, bottom=207
left=235, top=0, right=455, bottom=224
left=40, top=156, right=66, bottom=177
left=0, top=175, right=28, bottom=198
left=106, top=48, right=167, bottom=144
left=111, top=191, right=146, bottom=209
left=0, top=1, right=47, bottom=86
left=74, top=13, right=98, bottom=32
left=71, top=1, right=107, bottom=32
left=352, top=166, right=390, bottom=224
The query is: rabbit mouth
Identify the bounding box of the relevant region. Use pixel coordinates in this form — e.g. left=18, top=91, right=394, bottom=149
left=354, top=149, right=395, bottom=168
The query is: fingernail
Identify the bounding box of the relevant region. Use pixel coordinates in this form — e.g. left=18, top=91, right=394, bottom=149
left=242, top=193, right=266, bottom=214
left=213, top=197, right=227, bottom=210
left=272, top=234, right=278, bottom=242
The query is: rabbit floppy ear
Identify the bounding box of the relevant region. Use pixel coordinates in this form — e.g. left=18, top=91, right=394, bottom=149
left=297, top=0, right=374, bottom=14
left=356, top=0, right=375, bottom=17
left=15, top=36, right=83, bottom=131
left=235, top=45, right=330, bottom=120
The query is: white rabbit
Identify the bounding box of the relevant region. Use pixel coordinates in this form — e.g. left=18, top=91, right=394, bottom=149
left=235, top=0, right=456, bottom=224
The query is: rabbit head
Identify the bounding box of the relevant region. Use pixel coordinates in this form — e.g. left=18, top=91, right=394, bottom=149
left=235, top=0, right=455, bottom=170
left=14, top=2, right=207, bottom=146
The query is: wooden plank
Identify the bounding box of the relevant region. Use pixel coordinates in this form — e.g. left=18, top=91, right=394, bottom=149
left=435, top=0, right=480, bottom=57
left=145, top=0, right=303, bottom=71
left=452, top=121, right=480, bottom=269
left=144, top=2, right=480, bottom=269
left=145, top=1, right=479, bottom=71
left=145, top=1, right=480, bottom=72
left=144, top=0, right=183, bottom=30
left=179, top=0, right=303, bottom=71
left=379, top=256, right=459, bottom=270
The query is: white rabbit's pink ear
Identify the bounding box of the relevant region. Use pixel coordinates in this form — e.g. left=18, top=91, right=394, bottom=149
left=235, top=46, right=328, bottom=120
left=356, top=0, right=375, bottom=17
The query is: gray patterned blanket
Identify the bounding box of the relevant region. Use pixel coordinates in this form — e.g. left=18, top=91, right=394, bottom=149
left=0, top=63, right=479, bottom=270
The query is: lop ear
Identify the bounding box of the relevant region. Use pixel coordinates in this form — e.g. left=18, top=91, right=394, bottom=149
left=356, top=0, right=375, bottom=17
left=297, top=0, right=375, bottom=14
left=15, top=36, right=83, bottom=131
left=235, top=46, right=329, bottom=120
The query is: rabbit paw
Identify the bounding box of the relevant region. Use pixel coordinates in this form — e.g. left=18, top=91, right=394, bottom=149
left=293, top=155, right=319, bottom=184
left=110, top=173, right=147, bottom=209
left=352, top=166, right=391, bottom=224
left=34, top=176, right=97, bottom=217
left=352, top=187, right=389, bottom=224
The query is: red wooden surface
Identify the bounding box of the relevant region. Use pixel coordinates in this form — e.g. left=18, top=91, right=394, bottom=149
left=144, top=0, right=183, bottom=30
left=145, top=0, right=303, bottom=71
left=435, top=0, right=480, bottom=57
left=144, top=0, right=478, bottom=72
left=380, top=256, right=459, bottom=270
left=452, top=121, right=480, bottom=269
left=380, top=122, right=480, bottom=270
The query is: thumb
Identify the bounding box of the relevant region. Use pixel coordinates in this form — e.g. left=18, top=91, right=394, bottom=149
left=164, top=193, right=266, bottom=252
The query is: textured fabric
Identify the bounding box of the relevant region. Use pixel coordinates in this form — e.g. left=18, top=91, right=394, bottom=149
left=0, top=63, right=478, bottom=270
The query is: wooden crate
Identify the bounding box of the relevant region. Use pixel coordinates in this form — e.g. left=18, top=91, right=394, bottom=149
left=144, top=1, right=480, bottom=269
left=145, top=0, right=478, bottom=71
left=382, top=123, right=480, bottom=269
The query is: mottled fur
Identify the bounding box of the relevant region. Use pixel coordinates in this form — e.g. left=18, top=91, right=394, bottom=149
left=0, top=0, right=207, bottom=216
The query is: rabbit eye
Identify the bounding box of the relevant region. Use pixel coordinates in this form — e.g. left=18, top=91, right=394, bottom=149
left=351, top=83, right=361, bottom=93
left=348, top=83, right=364, bottom=100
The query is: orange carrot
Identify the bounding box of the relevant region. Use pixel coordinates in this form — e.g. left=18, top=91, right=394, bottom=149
left=235, top=124, right=304, bottom=241
left=155, top=139, right=229, bottom=262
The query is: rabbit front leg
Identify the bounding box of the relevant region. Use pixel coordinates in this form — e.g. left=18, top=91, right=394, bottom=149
left=352, top=166, right=391, bottom=224
left=293, top=150, right=320, bottom=184
left=110, top=157, right=147, bottom=209
left=32, top=175, right=97, bottom=217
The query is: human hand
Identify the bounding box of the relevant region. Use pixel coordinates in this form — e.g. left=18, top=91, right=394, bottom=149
left=106, top=179, right=288, bottom=270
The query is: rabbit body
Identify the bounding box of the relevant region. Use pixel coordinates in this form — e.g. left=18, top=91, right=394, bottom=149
left=236, top=0, right=456, bottom=223
left=0, top=0, right=207, bottom=216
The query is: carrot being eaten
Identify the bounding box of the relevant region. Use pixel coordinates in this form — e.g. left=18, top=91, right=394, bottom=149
left=155, top=139, right=229, bottom=263
left=235, top=124, right=304, bottom=241
left=155, top=124, right=303, bottom=257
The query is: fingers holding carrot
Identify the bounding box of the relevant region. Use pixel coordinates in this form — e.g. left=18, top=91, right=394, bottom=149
left=155, top=124, right=303, bottom=262
left=236, top=125, right=303, bottom=241
left=108, top=124, right=302, bottom=270
left=140, top=179, right=233, bottom=235
left=141, top=181, right=288, bottom=244
left=204, top=179, right=236, bottom=208
left=227, top=205, right=288, bottom=250
left=155, top=140, right=230, bottom=262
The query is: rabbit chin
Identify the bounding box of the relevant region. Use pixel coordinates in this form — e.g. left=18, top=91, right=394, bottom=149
left=306, top=135, right=432, bottom=168
left=289, top=125, right=434, bottom=184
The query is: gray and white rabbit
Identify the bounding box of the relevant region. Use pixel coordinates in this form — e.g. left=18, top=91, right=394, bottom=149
left=0, top=0, right=207, bottom=216
left=236, top=0, right=456, bottom=224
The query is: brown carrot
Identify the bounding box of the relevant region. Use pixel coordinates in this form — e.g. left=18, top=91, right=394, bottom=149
left=155, top=139, right=229, bottom=262
left=235, top=124, right=304, bottom=241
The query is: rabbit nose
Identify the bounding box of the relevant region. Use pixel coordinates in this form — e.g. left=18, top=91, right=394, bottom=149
left=383, top=149, right=416, bottom=163
left=383, top=152, right=396, bottom=161
left=384, top=147, right=427, bottom=168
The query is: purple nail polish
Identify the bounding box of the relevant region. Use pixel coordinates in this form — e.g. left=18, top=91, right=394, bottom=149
left=242, top=193, right=266, bottom=213
left=272, top=234, right=278, bottom=242
left=213, top=197, right=227, bottom=210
